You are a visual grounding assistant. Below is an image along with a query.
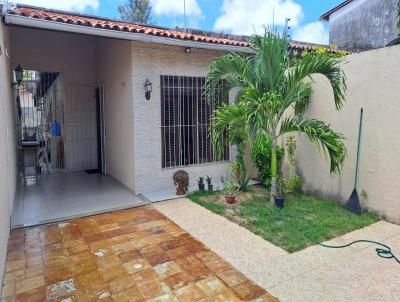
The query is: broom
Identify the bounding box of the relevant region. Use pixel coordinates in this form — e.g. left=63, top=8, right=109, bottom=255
left=345, top=108, right=363, bottom=214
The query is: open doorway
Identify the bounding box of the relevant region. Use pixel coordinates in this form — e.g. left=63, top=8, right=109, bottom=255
left=17, top=70, right=64, bottom=178
left=16, top=70, right=103, bottom=179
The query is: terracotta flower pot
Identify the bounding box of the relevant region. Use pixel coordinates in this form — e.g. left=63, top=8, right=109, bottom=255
left=225, top=196, right=236, bottom=204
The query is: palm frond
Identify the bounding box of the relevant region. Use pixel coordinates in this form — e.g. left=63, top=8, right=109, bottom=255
left=284, top=54, right=347, bottom=110
left=278, top=81, right=312, bottom=117
left=209, top=103, right=247, bottom=159
left=279, top=117, right=346, bottom=174
left=249, top=34, right=263, bottom=49
left=292, top=82, right=312, bottom=116
left=251, top=32, right=289, bottom=91
left=205, top=53, right=253, bottom=103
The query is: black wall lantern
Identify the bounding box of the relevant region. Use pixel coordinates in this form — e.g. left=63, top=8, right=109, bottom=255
left=144, top=78, right=152, bottom=101
left=14, top=64, right=23, bottom=87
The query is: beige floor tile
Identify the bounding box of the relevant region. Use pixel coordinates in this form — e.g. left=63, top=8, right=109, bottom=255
left=122, top=258, right=151, bottom=274
left=108, top=275, right=136, bottom=294
left=97, top=255, right=121, bottom=271
left=154, top=261, right=183, bottom=278
left=131, top=268, right=159, bottom=286
left=137, top=280, right=165, bottom=300
left=16, top=286, right=47, bottom=302
left=111, top=286, right=144, bottom=301
left=1, top=284, right=15, bottom=298
left=6, top=260, right=25, bottom=273
left=15, top=275, right=45, bottom=294
left=196, top=277, right=228, bottom=296
left=217, top=269, right=247, bottom=288
left=174, top=283, right=206, bottom=302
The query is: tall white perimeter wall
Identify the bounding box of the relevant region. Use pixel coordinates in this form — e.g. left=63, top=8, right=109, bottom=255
left=297, top=45, right=400, bottom=223
left=0, top=22, right=17, bottom=287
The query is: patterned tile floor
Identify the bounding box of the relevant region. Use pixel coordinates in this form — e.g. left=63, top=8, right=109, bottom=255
left=2, top=206, right=278, bottom=301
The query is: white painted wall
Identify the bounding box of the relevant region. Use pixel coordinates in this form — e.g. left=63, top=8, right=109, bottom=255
left=0, top=22, right=17, bottom=288
left=296, top=45, right=400, bottom=223
left=95, top=38, right=135, bottom=190
left=131, top=41, right=235, bottom=194
left=9, top=27, right=96, bottom=87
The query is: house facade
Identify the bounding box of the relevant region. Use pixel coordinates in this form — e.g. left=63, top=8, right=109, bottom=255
left=1, top=4, right=253, bottom=196
left=0, top=3, right=343, bottom=285
left=321, top=0, right=399, bottom=51
left=0, top=3, right=252, bottom=284
left=0, top=4, right=327, bottom=195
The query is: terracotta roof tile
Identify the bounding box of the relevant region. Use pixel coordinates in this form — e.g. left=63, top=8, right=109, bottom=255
left=8, top=5, right=250, bottom=48
left=7, top=5, right=346, bottom=54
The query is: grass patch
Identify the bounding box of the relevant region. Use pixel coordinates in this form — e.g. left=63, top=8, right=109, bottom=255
left=187, top=190, right=226, bottom=215
left=187, top=188, right=379, bottom=253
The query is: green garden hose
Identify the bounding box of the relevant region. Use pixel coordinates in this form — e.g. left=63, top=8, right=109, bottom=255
left=317, top=239, right=400, bottom=264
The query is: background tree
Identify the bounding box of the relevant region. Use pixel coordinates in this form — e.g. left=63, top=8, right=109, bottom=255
left=118, top=0, right=152, bottom=24
left=205, top=32, right=347, bottom=202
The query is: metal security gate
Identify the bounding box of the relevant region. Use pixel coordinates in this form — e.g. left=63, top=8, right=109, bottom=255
left=16, top=71, right=100, bottom=176
left=16, top=70, right=65, bottom=176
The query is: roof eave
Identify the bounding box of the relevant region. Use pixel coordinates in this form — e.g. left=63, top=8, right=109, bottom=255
left=319, top=0, right=353, bottom=22
left=4, top=14, right=255, bottom=54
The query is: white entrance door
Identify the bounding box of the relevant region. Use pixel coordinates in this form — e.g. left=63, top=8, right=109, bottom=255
left=64, top=85, right=98, bottom=171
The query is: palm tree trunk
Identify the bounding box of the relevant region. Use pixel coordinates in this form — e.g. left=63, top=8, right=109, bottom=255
left=270, top=141, right=278, bottom=203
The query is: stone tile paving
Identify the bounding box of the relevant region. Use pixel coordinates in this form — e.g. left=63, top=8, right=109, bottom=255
left=1, top=206, right=278, bottom=301
left=155, top=198, right=400, bottom=302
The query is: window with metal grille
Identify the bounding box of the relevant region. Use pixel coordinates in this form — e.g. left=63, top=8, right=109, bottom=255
left=161, top=75, right=229, bottom=168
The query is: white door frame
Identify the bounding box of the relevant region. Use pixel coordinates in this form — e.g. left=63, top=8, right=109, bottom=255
left=98, top=84, right=107, bottom=175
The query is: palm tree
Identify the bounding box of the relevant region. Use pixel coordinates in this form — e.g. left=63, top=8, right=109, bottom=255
left=118, top=0, right=152, bottom=24
left=205, top=32, right=347, bottom=202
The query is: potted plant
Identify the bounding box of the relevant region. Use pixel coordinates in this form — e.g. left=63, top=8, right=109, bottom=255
left=274, top=177, right=284, bottom=208
left=173, top=170, right=189, bottom=195
left=206, top=175, right=213, bottom=191
left=231, top=160, right=241, bottom=182
left=223, top=179, right=239, bottom=204
left=230, top=159, right=250, bottom=192
left=197, top=177, right=205, bottom=191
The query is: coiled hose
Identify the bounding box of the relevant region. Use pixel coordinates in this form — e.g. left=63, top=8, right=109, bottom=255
left=317, top=239, right=400, bottom=264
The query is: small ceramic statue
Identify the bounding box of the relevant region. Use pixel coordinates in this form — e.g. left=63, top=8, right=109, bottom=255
left=173, top=170, right=189, bottom=195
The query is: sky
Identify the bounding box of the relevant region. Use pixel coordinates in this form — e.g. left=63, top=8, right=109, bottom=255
left=14, top=0, right=345, bottom=45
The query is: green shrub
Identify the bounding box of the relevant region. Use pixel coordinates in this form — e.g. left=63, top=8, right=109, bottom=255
left=250, top=138, right=284, bottom=187
left=283, top=136, right=302, bottom=193
left=283, top=175, right=302, bottom=193
left=231, top=158, right=250, bottom=191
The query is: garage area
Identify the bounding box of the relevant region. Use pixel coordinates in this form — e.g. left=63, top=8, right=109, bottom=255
left=8, top=25, right=144, bottom=228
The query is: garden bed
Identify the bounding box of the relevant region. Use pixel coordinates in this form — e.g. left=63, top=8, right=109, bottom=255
left=187, top=185, right=379, bottom=253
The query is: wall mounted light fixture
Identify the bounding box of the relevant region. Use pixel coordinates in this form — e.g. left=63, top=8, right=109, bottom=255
left=144, top=78, right=152, bottom=101
left=185, top=47, right=191, bottom=54
left=12, top=64, right=23, bottom=87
